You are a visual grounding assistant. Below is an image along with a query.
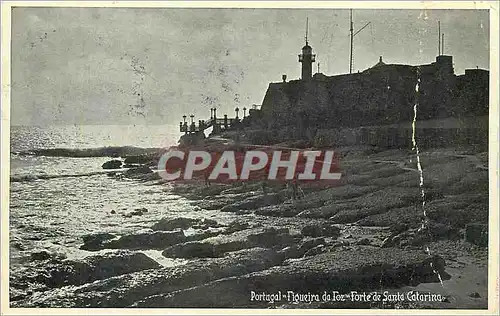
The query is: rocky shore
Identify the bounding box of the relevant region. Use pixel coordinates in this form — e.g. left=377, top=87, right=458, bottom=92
left=10, top=144, right=488, bottom=309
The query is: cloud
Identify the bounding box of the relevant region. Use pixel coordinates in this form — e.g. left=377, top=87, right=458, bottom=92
left=10, top=8, right=489, bottom=125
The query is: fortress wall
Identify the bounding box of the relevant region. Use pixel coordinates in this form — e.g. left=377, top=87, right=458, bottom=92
left=455, top=70, right=489, bottom=117
left=258, top=64, right=488, bottom=149
left=261, top=67, right=421, bottom=128
left=325, top=67, right=419, bottom=127
left=313, top=117, right=488, bottom=151
left=261, top=82, right=290, bottom=118
left=260, top=67, right=488, bottom=130
left=262, top=80, right=331, bottom=128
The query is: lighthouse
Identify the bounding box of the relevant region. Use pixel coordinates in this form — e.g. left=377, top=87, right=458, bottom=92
left=298, top=18, right=315, bottom=80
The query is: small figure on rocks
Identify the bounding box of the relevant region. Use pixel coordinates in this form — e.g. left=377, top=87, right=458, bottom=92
left=204, top=170, right=211, bottom=186
left=261, top=181, right=268, bottom=195
left=290, top=177, right=303, bottom=200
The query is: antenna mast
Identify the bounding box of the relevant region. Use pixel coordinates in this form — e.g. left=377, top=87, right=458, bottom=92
left=442, top=33, right=445, bottom=55
left=438, top=21, right=441, bottom=55
left=349, top=9, right=371, bottom=74
left=349, top=10, right=353, bottom=74
left=305, top=17, right=309, bottom=44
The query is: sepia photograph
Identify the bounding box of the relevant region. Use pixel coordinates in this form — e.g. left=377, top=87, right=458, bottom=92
left=1, top=1, right=498, bottom=314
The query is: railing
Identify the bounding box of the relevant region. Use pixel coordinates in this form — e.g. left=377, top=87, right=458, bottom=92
left=179, top=117, right=240, bottom=134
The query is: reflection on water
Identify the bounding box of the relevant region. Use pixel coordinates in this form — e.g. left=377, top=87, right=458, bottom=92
left=10, top=124, right=181, bottom=151
left=9, top=124, right=198, bottom=268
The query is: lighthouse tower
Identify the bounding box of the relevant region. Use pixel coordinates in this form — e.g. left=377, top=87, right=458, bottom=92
left=298, top=18, right=315, bottom=80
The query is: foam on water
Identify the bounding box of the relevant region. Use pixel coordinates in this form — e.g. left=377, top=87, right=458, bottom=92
left=9, top=124, right=183, bottom=269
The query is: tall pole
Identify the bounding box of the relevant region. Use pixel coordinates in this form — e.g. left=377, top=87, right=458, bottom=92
left=438, top=21, right=441, bottom=55
left=305, top=17, right=309, bottom=44
left=442, top=33, right=445, bottom=55
left=349, top=9, right=353, bottom=74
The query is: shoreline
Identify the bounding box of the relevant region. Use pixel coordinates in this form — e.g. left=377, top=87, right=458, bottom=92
left=9, top=142, right=489, bottom=309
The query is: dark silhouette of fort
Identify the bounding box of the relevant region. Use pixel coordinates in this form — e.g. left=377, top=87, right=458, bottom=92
left=246, top=38, right=489, bottom=149
left=261, top=51, right=488, bottom=129
left=180, top=30, right=489, bottom=150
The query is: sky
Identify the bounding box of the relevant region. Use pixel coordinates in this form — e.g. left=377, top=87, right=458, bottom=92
left=10, top=7, right=490, bottom=126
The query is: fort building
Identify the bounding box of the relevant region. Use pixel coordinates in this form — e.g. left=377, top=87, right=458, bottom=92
left=180, top=25, right=489, bottom=150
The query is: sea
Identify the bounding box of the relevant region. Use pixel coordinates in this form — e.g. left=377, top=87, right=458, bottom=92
left=8, top=124, right=228, bottom=270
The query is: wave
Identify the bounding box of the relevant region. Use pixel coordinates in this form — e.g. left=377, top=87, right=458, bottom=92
left=13, top=146, right=164, bottom=158
left=10, top=170, right=124, bottom=183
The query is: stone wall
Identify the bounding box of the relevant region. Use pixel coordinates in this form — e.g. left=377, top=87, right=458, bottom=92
left=312, top=116, right=488, bottom=151
left=260, top=64, right=489, bottom=131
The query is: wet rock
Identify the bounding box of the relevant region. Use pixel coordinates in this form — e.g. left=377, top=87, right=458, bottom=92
left=389, top=223, right=409, bottom=235
left=309, top=184, right=379, bottom=201
left=124, top=165, right=153, bottom=176
left=191, top=219, right=219, bottom=229
left=14, top=248, right=282, bottom=307
left=277, top=237, right=326, bottom=260
left=137, top=248, right=448, bottom=307
left=220, top=192, right=287, bottom=213
left=80, top=233, right=117, bottom=251
left=254, top=204, right=300, bottom=217
left=361, top=171, right=418, bottom=188
left=427, top=222, right=460, bottom=240
left=423, top=159, right=477, bottom=191
left=356, top=238, right=371, bottom=245
left=30, top=250, right=52, bottom=261
left=223, top=221, right=250, bottom=234
left=102, top=160, right=122, bottom=169
left=407, top=235, right=429, bottom=247
left=220, top=185, right=257, bottom=195
left=297, top=203, right=350, bottom=219
left=192, top=199, right=231, bottom=210
left=10, top=288, right=27, bottom=302
left=381, top=235, right=401, bottom=248
left=185, top=229, right=224, bottom=242
left=447, top=171, right=488, bottom=195
left=328, top=188, right=426, bottom=224
left=123, top=163, right=140, bottom=168
left=151, top=217, right=200, bottom=231
left=162, top=227, right=295, bottom=259
left=400, top=222, right=460, bottom=248
left=277, top=245, right=300, bottom=260
left=247, top=227, right=295, bottom=248
left=298, top=237, right=325, bottom=253
left=137, top=172, right=162, bottom=181
left=103, top=231, right=186, bottom=250
left=331, top=240, right=351, bottom=248
left=301, top=223, right=340, bottom=238
left=255, top=198, right=327, bottom=218
left=123, top=154, right=153, bottom=164
left=303, top=244, right=327, bottom=257
left=12, top=241, right=26, bottom=251
left=465, top=223, right=488, bottom=247
left=162, top=242, right=216, bottom=259
left=171, top=184, right=229, bottom=200
left=122, top=208, right=147, bottom=218
left=426, top=198, right=488, bottom=228
left=358, top=207, right=422, bottom=228
left=26, top=251, right=161, bottom=289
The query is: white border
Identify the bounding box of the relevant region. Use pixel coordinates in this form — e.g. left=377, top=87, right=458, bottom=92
left=1, top=1, right=498, bottom=315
